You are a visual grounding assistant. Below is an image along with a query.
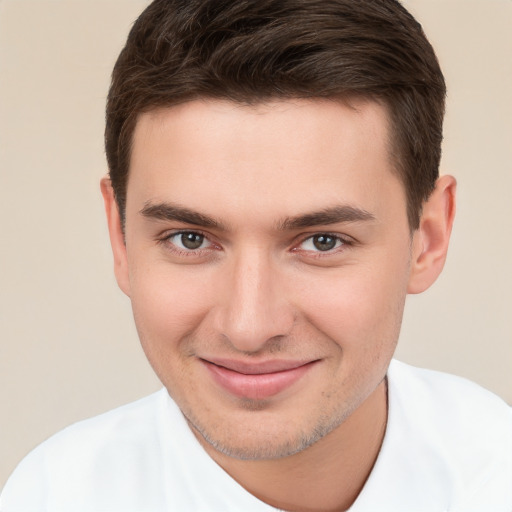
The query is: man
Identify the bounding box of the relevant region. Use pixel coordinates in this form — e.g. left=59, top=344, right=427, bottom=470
left=1, top=0, right=511, bottom=510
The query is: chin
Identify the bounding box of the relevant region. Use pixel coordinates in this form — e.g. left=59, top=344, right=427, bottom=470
left=184, top=403, right=351, bottom=461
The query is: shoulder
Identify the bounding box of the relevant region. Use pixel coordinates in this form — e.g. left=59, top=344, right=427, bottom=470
left=387, top=360, right=512, bottom=510
left=0, top=389, right=172, bottom=511
left=1, top=388, right=275, bottom=512
left=388, top=359, right=512, bottom=430
left=32, top=388, right=168, bottom=458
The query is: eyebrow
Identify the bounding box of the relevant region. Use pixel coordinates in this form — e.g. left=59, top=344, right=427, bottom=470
left=140, top=202, right=225, bottom=229
left=140, top=201, right=375, bottom=231
left=277, top=205, right=376, bottom=230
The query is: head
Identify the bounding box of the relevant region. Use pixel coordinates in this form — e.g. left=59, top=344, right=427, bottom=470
left=102, top=0, right=455, bottom=461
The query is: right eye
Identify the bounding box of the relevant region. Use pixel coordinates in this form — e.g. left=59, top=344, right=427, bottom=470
left=166, top=231, right=212, bottom=251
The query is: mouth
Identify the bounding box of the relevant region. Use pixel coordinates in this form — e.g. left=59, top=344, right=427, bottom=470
left=200, top=357, right=320, bottom=400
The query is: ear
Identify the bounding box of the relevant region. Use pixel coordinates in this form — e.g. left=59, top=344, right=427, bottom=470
left=100, top=177, right=131, bottom=297
left=407, top=175, right=457, bottom=294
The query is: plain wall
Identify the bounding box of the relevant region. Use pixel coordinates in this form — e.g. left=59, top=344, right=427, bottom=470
left=1, top=0, right=511, bottom=489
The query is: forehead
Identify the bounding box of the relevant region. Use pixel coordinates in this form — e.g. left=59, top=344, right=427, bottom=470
left=127, top=98, right=405, bottom=225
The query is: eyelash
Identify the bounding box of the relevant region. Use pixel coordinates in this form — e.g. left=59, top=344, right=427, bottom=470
left=157, top=230, right=353, bottom=258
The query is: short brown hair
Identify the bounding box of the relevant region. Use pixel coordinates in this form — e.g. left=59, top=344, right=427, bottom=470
left=105, top=0, right=446, bottom=230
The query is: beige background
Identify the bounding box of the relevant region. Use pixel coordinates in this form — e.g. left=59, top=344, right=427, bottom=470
left=1, top=0, right=511, bottom=489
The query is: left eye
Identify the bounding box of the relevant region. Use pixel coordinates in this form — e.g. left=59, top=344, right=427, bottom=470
left=168, top=232, right=211, bottom=250
left=299, top=234, right=344, bottom=252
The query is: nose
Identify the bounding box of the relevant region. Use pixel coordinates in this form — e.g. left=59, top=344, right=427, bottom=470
left=213, top=249, right=295, bottom=354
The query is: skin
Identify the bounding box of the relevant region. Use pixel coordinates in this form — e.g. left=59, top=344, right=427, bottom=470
left=102, top=98, right=456, bottom=511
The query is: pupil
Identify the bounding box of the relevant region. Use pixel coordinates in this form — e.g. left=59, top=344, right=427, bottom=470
left=313, top=235, right=336, bottom=251
left=181, top=233, right=203, bottom=250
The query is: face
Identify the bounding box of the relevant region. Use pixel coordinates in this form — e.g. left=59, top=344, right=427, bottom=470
left=115, top=98, right=416, bottom=459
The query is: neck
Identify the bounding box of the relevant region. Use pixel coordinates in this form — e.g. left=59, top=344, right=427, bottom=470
left=197, top=379, right=388, bottom=512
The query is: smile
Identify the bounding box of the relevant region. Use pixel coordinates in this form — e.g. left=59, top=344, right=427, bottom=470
left=200, top=358, right=319, bottom=400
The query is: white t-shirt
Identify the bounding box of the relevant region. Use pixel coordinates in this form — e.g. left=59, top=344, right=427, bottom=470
left=2, top=360, right=511, bottom=511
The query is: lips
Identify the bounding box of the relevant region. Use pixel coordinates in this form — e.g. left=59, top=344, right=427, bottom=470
left=201, top=358, right=318, bottom=400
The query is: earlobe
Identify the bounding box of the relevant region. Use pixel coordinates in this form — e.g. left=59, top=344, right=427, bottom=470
left=100, top=177, right=131, bottom=297
left=407, top=175, right=457, bottom=294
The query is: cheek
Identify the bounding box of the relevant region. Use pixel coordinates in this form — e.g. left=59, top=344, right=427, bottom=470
left=128, top=261, right=215, bottom=351
left=295, top=259, right=409, bottom=353
left=128, top=264, right=220, bottom=395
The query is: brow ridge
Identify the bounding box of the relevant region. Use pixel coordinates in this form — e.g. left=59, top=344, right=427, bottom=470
left=140, top=202, right=375, bottom=231
left=140, top=202, right=223, bottom=229
left=278, top=206, right=375, bottom=230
